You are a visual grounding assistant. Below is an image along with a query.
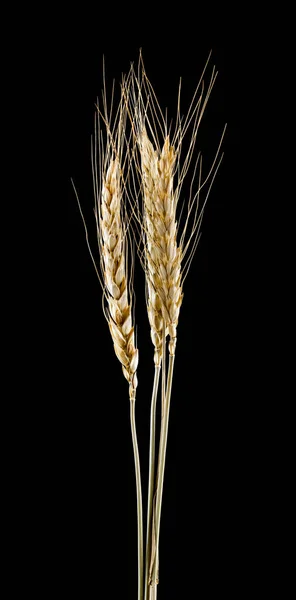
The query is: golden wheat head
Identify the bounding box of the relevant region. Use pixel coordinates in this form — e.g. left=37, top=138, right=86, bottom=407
left=140, top=130, right=183, bottom=357
left=93, top=72, right=139, bottom=400
left=130, top=54, right=225, bottom=356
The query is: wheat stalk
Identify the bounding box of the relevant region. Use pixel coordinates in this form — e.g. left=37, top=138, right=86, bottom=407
left=92, top=70, right=144, bottom=600
left=135, top=128, right=182, bottom=599
left=98, top=156, right=144, bottom=600
left=130, top=53, right=226, bottom=599
left=139, top=130, right=182, bottom=599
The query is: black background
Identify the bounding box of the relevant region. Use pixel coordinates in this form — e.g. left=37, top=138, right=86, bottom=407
left=62, top=14, right=258, bottom=600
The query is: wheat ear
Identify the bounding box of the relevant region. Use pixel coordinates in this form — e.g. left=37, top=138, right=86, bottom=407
left=138, top=129, right=165, bottom=366
left=100, top=157, right=139, bottom=399
left=140, top=129, right=183, bottom=358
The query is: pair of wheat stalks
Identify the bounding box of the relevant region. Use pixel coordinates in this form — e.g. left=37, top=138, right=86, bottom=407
left=76, top=52, right=225, bottom=600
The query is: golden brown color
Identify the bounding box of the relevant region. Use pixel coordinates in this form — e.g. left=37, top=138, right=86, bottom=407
left=100, top=158, right=139, bottom=399
left=139, top=130, right=183, bottom=358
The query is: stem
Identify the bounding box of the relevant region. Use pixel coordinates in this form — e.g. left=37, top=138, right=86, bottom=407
left=130, top=397, right=144, bottom=600
left=155, top=329, right=167, bottom=584
left=161, top=330, right=166, bottom=418
left=150, top=352, right=176, bottom=595
left=144, top=366, right=161, bottom=600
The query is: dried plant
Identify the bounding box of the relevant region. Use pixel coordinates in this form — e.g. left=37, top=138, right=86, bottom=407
left=128, top=53, right=226, bottom=599
left=73, top=51, right=226, bottom=600
left=80, top=69, right=144, bottom=599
